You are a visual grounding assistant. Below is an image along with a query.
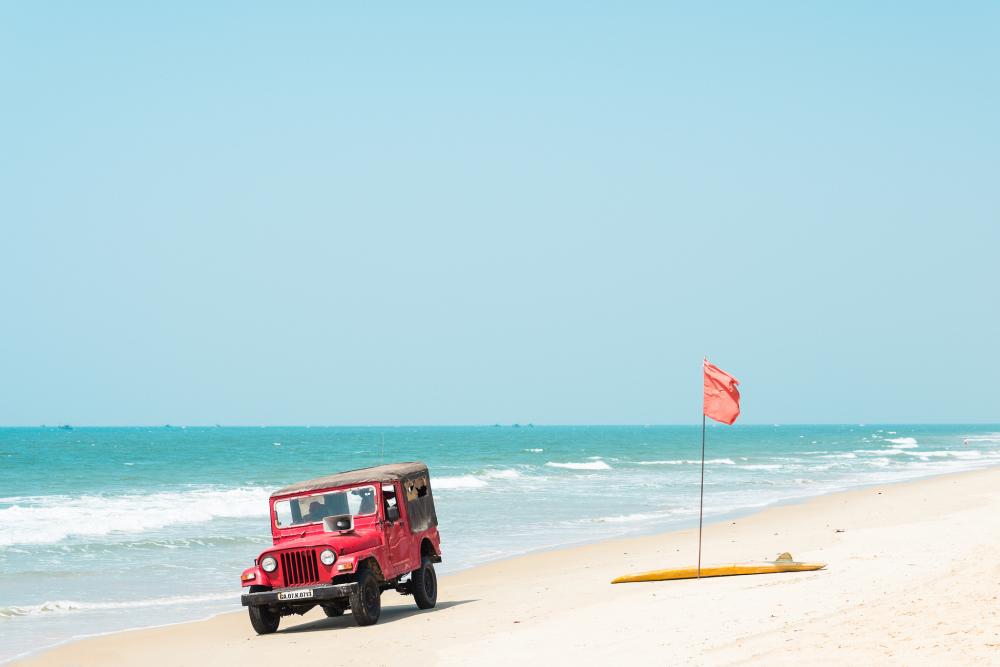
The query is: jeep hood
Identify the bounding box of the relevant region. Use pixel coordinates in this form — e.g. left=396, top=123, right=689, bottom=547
left=267, top=528, right=382, bottom=556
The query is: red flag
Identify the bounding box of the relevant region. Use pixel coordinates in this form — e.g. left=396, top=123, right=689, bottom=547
left=703, top=359, right=740, bottom=425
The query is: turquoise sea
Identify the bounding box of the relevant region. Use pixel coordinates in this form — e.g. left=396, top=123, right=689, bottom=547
left=2, top=424, right=999, bottom=662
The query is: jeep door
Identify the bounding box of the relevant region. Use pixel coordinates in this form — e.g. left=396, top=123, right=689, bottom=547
left=382, top=483, right=414, bottom=575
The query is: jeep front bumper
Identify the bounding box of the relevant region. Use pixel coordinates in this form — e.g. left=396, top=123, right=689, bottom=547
left=241, top=582, right=358, bottom=607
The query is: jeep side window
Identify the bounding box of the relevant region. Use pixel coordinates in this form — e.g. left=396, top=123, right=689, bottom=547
left=406, top=476, right=429, bottom=499
left=382, top=484, right=400, bottom=522
left=402, top=476, right=434, bottom=533
left=405, top=477, right=428, bottom=501
left=382, top=485, right=397, bottom=512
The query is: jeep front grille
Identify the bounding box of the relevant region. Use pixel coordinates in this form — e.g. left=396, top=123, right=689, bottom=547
left=279, top=549, right=320, bottom=587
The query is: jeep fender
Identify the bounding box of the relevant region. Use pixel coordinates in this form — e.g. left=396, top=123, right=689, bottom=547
left=240, top=565, right=265, bottom=588
left=419, top=537, right=439, bottom=560
left=346, top=549, right=390, bottom=581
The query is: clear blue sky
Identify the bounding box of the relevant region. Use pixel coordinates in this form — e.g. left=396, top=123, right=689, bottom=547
left=1, top=2, right=997, bottom=425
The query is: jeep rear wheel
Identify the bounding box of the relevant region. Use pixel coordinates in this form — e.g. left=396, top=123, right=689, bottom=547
left=350, top=567, right=381, bottom=626
left=248, top=605, right=280, bottom=634
left=411, top=557, right=437, bottom=609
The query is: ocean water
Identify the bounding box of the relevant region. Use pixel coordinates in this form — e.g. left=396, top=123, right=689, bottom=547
left=2, top=424, right=999, bottom=662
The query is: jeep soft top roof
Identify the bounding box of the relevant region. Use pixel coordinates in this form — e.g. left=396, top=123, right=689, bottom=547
left=271, top=462, right=429, bottom=498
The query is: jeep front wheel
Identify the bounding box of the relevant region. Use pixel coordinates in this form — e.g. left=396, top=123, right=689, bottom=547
left=350, top=567, right=382, bottom=626
left=411, top=557, right=437, bottom=609
left=248, top=605, right=280, bottom=634
left=247, top=586, right=280, bottom=634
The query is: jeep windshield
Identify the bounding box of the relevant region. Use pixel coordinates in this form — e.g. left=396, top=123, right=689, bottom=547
left=273, top=485, right=377, bottom=527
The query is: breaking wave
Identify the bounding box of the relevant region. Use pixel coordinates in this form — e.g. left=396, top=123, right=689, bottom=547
left=635, top=458, right=735, bottom=466
left=885, top=437, right=918, bottom=446
left=0, top=593, right=235, bottom=618
left=481, top=469, right=522, bottom=480
left=904, top=450, right=982, bottom=460
left=433, top=469, right=525, bottom=490
left=433, top=475, right=489, bottom=490
left=545, top=460, right=612, bottom=470
left=583, top=510, right=687, bottom=524
left=0, top=487, right=269, bottom=547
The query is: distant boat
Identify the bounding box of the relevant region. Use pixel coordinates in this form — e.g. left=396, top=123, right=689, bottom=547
left=59, top=424, right=72, bottom=431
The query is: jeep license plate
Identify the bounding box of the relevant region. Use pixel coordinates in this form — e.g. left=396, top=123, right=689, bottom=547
left=277, top=589, right=314, bottom=601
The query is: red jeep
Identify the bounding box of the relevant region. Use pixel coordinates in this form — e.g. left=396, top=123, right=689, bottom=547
left=240, top=462, right=442, bottom=634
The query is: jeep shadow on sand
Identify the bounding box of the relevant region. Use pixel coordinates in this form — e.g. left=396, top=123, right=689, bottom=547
left=240, top=462, right=442, bottom=633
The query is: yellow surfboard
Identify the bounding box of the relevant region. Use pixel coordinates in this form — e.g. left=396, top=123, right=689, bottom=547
left=611, top=553, right=825, bottom=584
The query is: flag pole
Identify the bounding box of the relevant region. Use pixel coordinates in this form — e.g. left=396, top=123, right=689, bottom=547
left=697, top=412, right=706, bottom=578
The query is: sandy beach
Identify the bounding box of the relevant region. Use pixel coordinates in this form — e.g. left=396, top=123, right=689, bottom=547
left=14, top=467, right=1000, bottom=666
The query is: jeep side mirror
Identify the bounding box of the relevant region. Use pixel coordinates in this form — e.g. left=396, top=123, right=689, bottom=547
left=386, top=506, right=400, bottom=523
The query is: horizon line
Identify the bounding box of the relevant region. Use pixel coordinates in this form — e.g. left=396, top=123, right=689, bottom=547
left=2, top=422, right=999, bottom=429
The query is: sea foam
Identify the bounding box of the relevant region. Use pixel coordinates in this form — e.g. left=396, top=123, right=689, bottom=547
left=482, top=469, right=523, bottom=480
left=545, top=460, right=612, bottom=470
left=0, top=593, right=235, bottom=618
left=433, top=475, right=489, bottom=490
left=635, top=458, right=735, bottom=466
left=0, top=487, right=269, bottom=547
left=586, top=511, right=680, bottom=524
left=904, top=450, right=982, bottom=460
left=433, top=469, right=523, bottom=490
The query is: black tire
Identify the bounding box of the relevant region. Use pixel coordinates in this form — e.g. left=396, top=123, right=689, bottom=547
left=322, top=603, right=345, bottom=617
left=247, top=586, right=280, bottom=634
left=411, top=557, right=437, bottom=610
left=350, top=567, right=382, bottom=626
left=248, top=605, right=280, bottom=634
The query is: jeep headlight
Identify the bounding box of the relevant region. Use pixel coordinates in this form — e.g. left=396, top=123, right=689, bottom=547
left=319, top=549, right=336, bottom=566
left=261, top=556, right=277, bottom=572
